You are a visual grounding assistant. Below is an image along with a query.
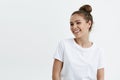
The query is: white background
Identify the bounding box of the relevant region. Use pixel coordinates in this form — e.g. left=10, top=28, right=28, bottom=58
left=0, top=0, right=120, bottom=80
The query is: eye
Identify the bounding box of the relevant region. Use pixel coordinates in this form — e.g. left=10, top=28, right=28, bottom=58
left=70, top=23, right=74, bottom=26
left=76, top=22, right=81, bottom=25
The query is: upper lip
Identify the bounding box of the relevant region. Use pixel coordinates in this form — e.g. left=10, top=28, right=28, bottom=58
left=73, top=29, right=81, bottom=33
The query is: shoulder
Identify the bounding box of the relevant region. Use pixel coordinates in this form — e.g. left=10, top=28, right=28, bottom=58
left=93, top=43, right=105, bottom=54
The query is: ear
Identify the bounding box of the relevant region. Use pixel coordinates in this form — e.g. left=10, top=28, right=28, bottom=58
left=87, top=20, right=92, bottom=29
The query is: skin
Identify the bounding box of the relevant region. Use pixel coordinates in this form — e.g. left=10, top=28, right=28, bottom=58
left=52, top=14, right=104, bottom=80
left=70, top=14, right=92, bottom=48
left=52, top=59, right=63, bottom=80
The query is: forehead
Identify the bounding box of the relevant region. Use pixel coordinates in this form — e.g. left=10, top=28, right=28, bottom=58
left=70, top=14, right=85, bottom=22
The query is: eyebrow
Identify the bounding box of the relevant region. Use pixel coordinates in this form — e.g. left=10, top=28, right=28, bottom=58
left=70, top=20, right=81, bottom=23
left=75, top=20, right=81, bottom=22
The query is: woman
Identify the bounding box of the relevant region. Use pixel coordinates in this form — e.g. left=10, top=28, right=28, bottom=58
left=52, top=4, right=104, bottom=80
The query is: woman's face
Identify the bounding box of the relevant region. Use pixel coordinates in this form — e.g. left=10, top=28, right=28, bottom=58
left=70, top=14, right=91, bottom=38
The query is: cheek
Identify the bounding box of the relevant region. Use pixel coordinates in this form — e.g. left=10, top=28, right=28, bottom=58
left=80, top=25, right=89, bottom=32
left=78, top=24, right=85, bottom=30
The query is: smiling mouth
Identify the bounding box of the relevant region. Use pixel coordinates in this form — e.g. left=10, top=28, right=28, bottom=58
left=73, top=29, right=81, bottom=34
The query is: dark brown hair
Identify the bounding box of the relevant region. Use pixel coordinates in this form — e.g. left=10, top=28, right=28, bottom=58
left=72, top=4, right=93, bottom=31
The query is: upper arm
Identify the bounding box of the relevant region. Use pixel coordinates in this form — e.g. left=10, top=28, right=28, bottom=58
left=97, top=68, right=104, bottom=80
left=52, top=59, right=63, bottom=79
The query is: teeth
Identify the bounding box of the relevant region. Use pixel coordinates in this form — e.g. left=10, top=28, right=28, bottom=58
left=74, top=29, right=80, bottom=33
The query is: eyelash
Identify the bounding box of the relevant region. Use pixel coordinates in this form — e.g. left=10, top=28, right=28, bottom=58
left=70, top=23, right=74, bottom=26
left=76, top=22, right=81, bottom=24
left=70, top=22, right=81, bottom=26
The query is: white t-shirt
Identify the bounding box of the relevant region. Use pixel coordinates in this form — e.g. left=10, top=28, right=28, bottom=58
left=53, top=38, right=105, bottom=80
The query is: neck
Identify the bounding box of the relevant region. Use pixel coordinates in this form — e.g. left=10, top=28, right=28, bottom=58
left=74, top=34, right=92, bottom=48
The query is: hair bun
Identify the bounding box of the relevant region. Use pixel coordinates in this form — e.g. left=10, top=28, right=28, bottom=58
left=79, top=4, right=92, bottom=13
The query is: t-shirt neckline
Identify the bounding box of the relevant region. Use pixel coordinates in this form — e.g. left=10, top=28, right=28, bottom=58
left=72, top=38, right=95, bottom=51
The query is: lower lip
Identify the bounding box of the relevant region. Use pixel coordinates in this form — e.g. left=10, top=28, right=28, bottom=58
left=74, top=31, right=80, bottom=34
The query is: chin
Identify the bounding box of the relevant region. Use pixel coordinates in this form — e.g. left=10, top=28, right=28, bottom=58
left=72, top=32, right=83, bottom=38
left=74, top=35, right=82, bottom=39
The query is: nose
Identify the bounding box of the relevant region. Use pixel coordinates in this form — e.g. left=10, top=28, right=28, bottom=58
left=71, top=23, right=78, bottom=29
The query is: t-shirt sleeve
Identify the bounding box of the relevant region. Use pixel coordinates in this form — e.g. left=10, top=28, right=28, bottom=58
left=97, top=48, right=105, bottom=69
left=53, top=40, right=64, bottom=62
